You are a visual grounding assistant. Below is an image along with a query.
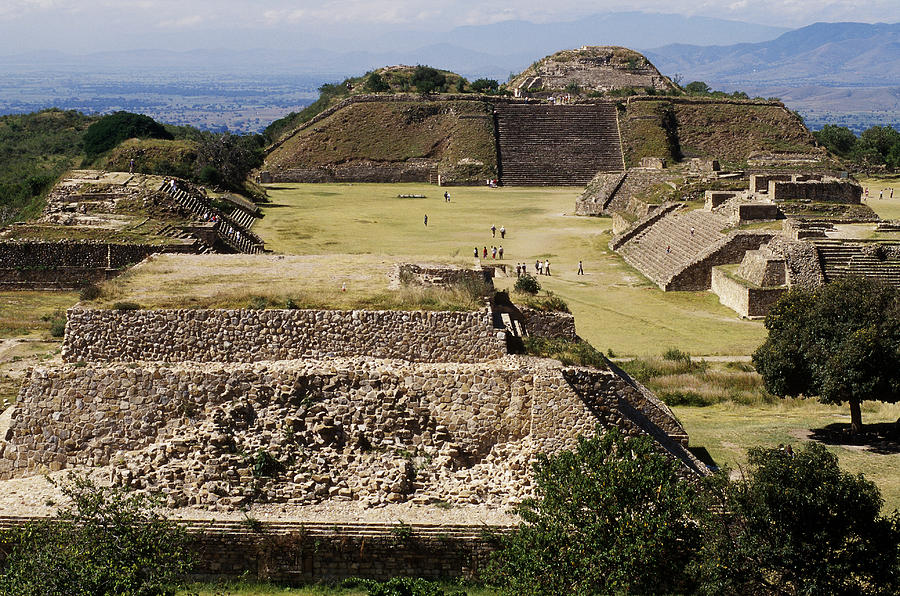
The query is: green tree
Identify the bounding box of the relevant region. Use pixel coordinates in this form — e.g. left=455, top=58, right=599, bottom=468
left=411, top=66, right=446, bottom=94
left=814, top=124, right=858, bottom=156
left=83, top=111, right=172, bottom=161
left=484, top=428, right=705, bottom=595
left=364, top=71, right=391, bottom=93
left=194, top=132, right=264, bottom=191
left=471, top=79, right=499, bottom=93
left=684, top=81, right=711, bottom=95
left=753, top=277, right=900, bottom=432
left=0, top=473, right=193, bottom=595
left=698, top=443, right=900, bottom=595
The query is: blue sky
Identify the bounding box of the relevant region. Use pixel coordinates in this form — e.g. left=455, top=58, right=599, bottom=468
left=1, top=1, right=898, bottom=53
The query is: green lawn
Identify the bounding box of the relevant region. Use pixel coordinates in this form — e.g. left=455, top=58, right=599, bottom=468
left=0, top=291, right=78, bottom=339
left=677, top=399, right=900, bottom=512
left=859, top=176, right=900, bottom=220
left=257, top=183, right=766, bottom=356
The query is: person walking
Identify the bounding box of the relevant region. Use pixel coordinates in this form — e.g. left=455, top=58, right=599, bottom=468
left=577, top=260, right=584, bottom=275
left=492, top=246, right=497, bottom=259
left=544, top=260, right=551, bottom=276
left=537, top=260, right=543, bottom=275
left=424, top=214, right=428, bottom=227
left=483, top=246, right=488, bottom=259
left=500, top=226, right=506, bottom=239
left=498, top=245, right=504, bottom=259
left=474, top=246, right=479, bottom=259
left=491, top=224, right=496, bottom=238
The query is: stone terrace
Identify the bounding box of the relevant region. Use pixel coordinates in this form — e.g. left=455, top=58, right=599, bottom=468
left=494, top=103, right=624, bottom=186
left=813, top=240, right=900, bottom=287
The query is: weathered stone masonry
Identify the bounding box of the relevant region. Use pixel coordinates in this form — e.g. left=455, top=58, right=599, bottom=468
left=62, top=308, right=506, bottom=364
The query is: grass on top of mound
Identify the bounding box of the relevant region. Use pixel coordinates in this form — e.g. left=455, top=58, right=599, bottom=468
left=83, top=254, right=487, bottom=312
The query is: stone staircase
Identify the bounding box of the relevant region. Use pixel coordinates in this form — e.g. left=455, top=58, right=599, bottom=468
left=158, top=182, right=264, bottom=254
left=814, top=241, right=900, bottom=287
left=154, top=224, right=215, bottom=254
left=494, top=103, right=624, bottom=186
left=617, top=208, right=731, bottom=289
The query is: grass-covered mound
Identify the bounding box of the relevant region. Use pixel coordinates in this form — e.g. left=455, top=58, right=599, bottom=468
left=265, top=99, right=497, bottom=182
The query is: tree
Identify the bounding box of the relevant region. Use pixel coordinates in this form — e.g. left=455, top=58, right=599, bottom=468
left=194, top=132, right=264, bottom=191
left=698, top=443, right=900, bottom=595
left=684, top=81, right=711, bottom=95
left=484, top=428, right=705, bottom=595
left=0, top=473, right=193, bottom=595
left=470, top=79, right=499, bottom=93
left=83, top=111, right=172, bottom=161
left=753, top=277, right=900, bottom=432
left=411, top=66, right=446, bottom=94
left=814, top=124, right=858, bottom=156
left=364, top=71, right=391, bottom=93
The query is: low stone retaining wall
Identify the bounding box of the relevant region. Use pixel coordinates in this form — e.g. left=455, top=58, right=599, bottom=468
left=711, top=267, right=787, bottom=318
left=270, top=160, right=438, bottom=184
left=62, top=308, right=506, bottom=364
left=518, top=308, right=578, bottom=341
left=666, top=232, right=776, bottom=291
left=771, top=180, right=861, bottom=204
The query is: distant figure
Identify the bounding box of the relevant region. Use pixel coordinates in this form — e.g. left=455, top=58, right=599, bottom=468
left=444, top=191, right=450, bottom=202
left=666, top=245, right=671, bottom=254
left=492, top=246, right=497, bottom=259
left=577, top=260, right=584, bottom=275
left=483, top=246, right=488, bottom=258
left=491, top=224, right=496, bottom=238
left=474, top=247, right=479, bottom=258
left=129, top=158, right=134, bottom=173
left=170, top=179, right=176, bottom=192
left=537, top=260, right=543, bottom=275
left=424, top=214, right=428, bottom=227
left=880, top=190, right=884, bottom=200
left=500, top=226, right=506, bottom=239
left=498, top=245, right=504, bottom=259
left=892, top=188, right=895, bottom=199
left=544, top=260, right=550, bottom=276
left=690, top=227, right=695, bottom=236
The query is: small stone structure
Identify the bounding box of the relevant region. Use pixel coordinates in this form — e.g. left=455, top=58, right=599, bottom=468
left=770, top=178, right=862, bottom=204
left=711, top=246, right=787, bottom=318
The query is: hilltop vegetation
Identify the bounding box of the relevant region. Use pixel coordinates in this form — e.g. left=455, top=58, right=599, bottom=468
left=815, top=124, right=900, bottom=171
left=0, top=109, right=96, bottom=224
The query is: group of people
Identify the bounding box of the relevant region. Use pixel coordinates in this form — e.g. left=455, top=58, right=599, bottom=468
left=476, top=245, right=504, bottom=259
left=863, top=187, right=895, bottom=200
left=490, top=224, right=506, bottom=239
left=547, top=94, right=573, bottom=105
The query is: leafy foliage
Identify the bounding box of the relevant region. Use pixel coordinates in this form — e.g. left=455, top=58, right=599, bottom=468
left=411, top=66, right=447, bottom=94
left=485, top=428, right=705, bottom=595
left=523, top=336, right=607, bottom=368
left=0, top=473, right=193, bottom=595
left=471, top=79, right=500, bottom=93
left=514, top=273, right=541, bottom=295
left=698, top=443, right=900, bottom=595
left=814, top=123, right=900, bottom=170
left=364, top=72, right=392, bottom=93
left=83, top=111, right=172, bottom=161
left=194, top=131, right=264, bottom=191
left=0, top=109, right=95, bottom=224
left=753, top=277, right=900, bottom=430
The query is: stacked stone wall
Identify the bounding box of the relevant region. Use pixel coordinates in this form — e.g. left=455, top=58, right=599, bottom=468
left=518, top=308, right=578, bottom=342
left=0, top=358, right=697, bottom=504
left=0, top=241, right=178, bottom=290
left=270, top=160, right=438, bottom=184
left=62, top=308, right=506, bottom=364
left=711, top=268, right=787, bottom=318
left=770, top=180, right=862, bottom=204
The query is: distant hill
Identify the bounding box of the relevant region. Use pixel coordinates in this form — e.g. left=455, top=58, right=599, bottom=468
left=646, top=22, right=900, bottom=86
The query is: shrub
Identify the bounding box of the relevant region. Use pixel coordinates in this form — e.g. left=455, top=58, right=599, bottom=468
left=411, top=66, right=446, bottom=94
left=521, top=292, right=570, bottom=313
left=471, top=78, right=500, bottom=93
left=484, top=428, right=706, bottom=595
left=662, top=347, right=691, bottom=363
left=79, top=284, right=102, bottom=301
left=364, top=71, right=391, bottom=93
left=83, top=112, right=172, bottom=161
left=0, top=473, right=193, bottom=595
left=524, top=336, right=606, bottom=368
left=49, top=317, right=66, bottom=338
left=514, top=273, right=540, bottom=295
left=112, top=301, right=141, bottom=311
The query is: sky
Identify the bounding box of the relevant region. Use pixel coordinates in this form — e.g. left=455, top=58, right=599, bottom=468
left=1, top=0, right=898, bottom=54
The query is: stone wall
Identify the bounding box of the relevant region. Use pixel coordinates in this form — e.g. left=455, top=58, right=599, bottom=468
left=666, top=232, right=777, bottom=291
left=750, top=174, right=792, bottom=193
left=518, top=307, right=578, bottom=341
left=711, top=267, right=787, bottom=318
left=0, top=241, right=177, bottom=290
left=397, top=264, right=493, bottom=290
left=62, top=308, right=506, bottom=364
left=770, top=179, right=862, bottom=204
left=0, top=357, right=700, bottom=504
left=609, top=203, right=682, bottom=251
left=736, top=250, right=786, bottom=287
left=783, top=240, right=826, bottom=288
left=269, top=160, right=438, bottom=184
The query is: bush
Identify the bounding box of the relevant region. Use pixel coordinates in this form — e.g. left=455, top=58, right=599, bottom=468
left=411, top=66, right=446, bottom=94
left=0, top=473, right=193, bottom=595
left=514, top=273, right=540, bottom=295
left=340, top=577, right=448, bottom=596
left=49, top=319, right=66, bottom=338
left=471, top=78, right=500, bottom=93
left=521, top=292, right=570, bottom=313
left=364, top=72, right=391, bottom=93
left=83, top=112, right=172, bottom=161
left=247, top=295, right=269, bottom=310
left=79, top=284, right=102, bottom=301
left=698, top=443, right=900, bottom=595
left=112, top=301, right=141, bottom=311
left=484, top=428, right=706, bottom=595
left=662, top=347, right=691, bottom=363
left=524, top=336, right=607, bottom=368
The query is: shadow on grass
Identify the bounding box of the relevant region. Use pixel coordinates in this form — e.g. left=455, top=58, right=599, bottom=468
left=809, top=422, right=900, bottom=455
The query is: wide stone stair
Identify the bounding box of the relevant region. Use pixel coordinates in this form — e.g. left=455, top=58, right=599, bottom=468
left=158, top=182, right=264, bottom=254
left=617, top=208, right=731, bottom=288
left=814, top=240, right=900, bottom=287
left=494, top=103, right=624, bottom=186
